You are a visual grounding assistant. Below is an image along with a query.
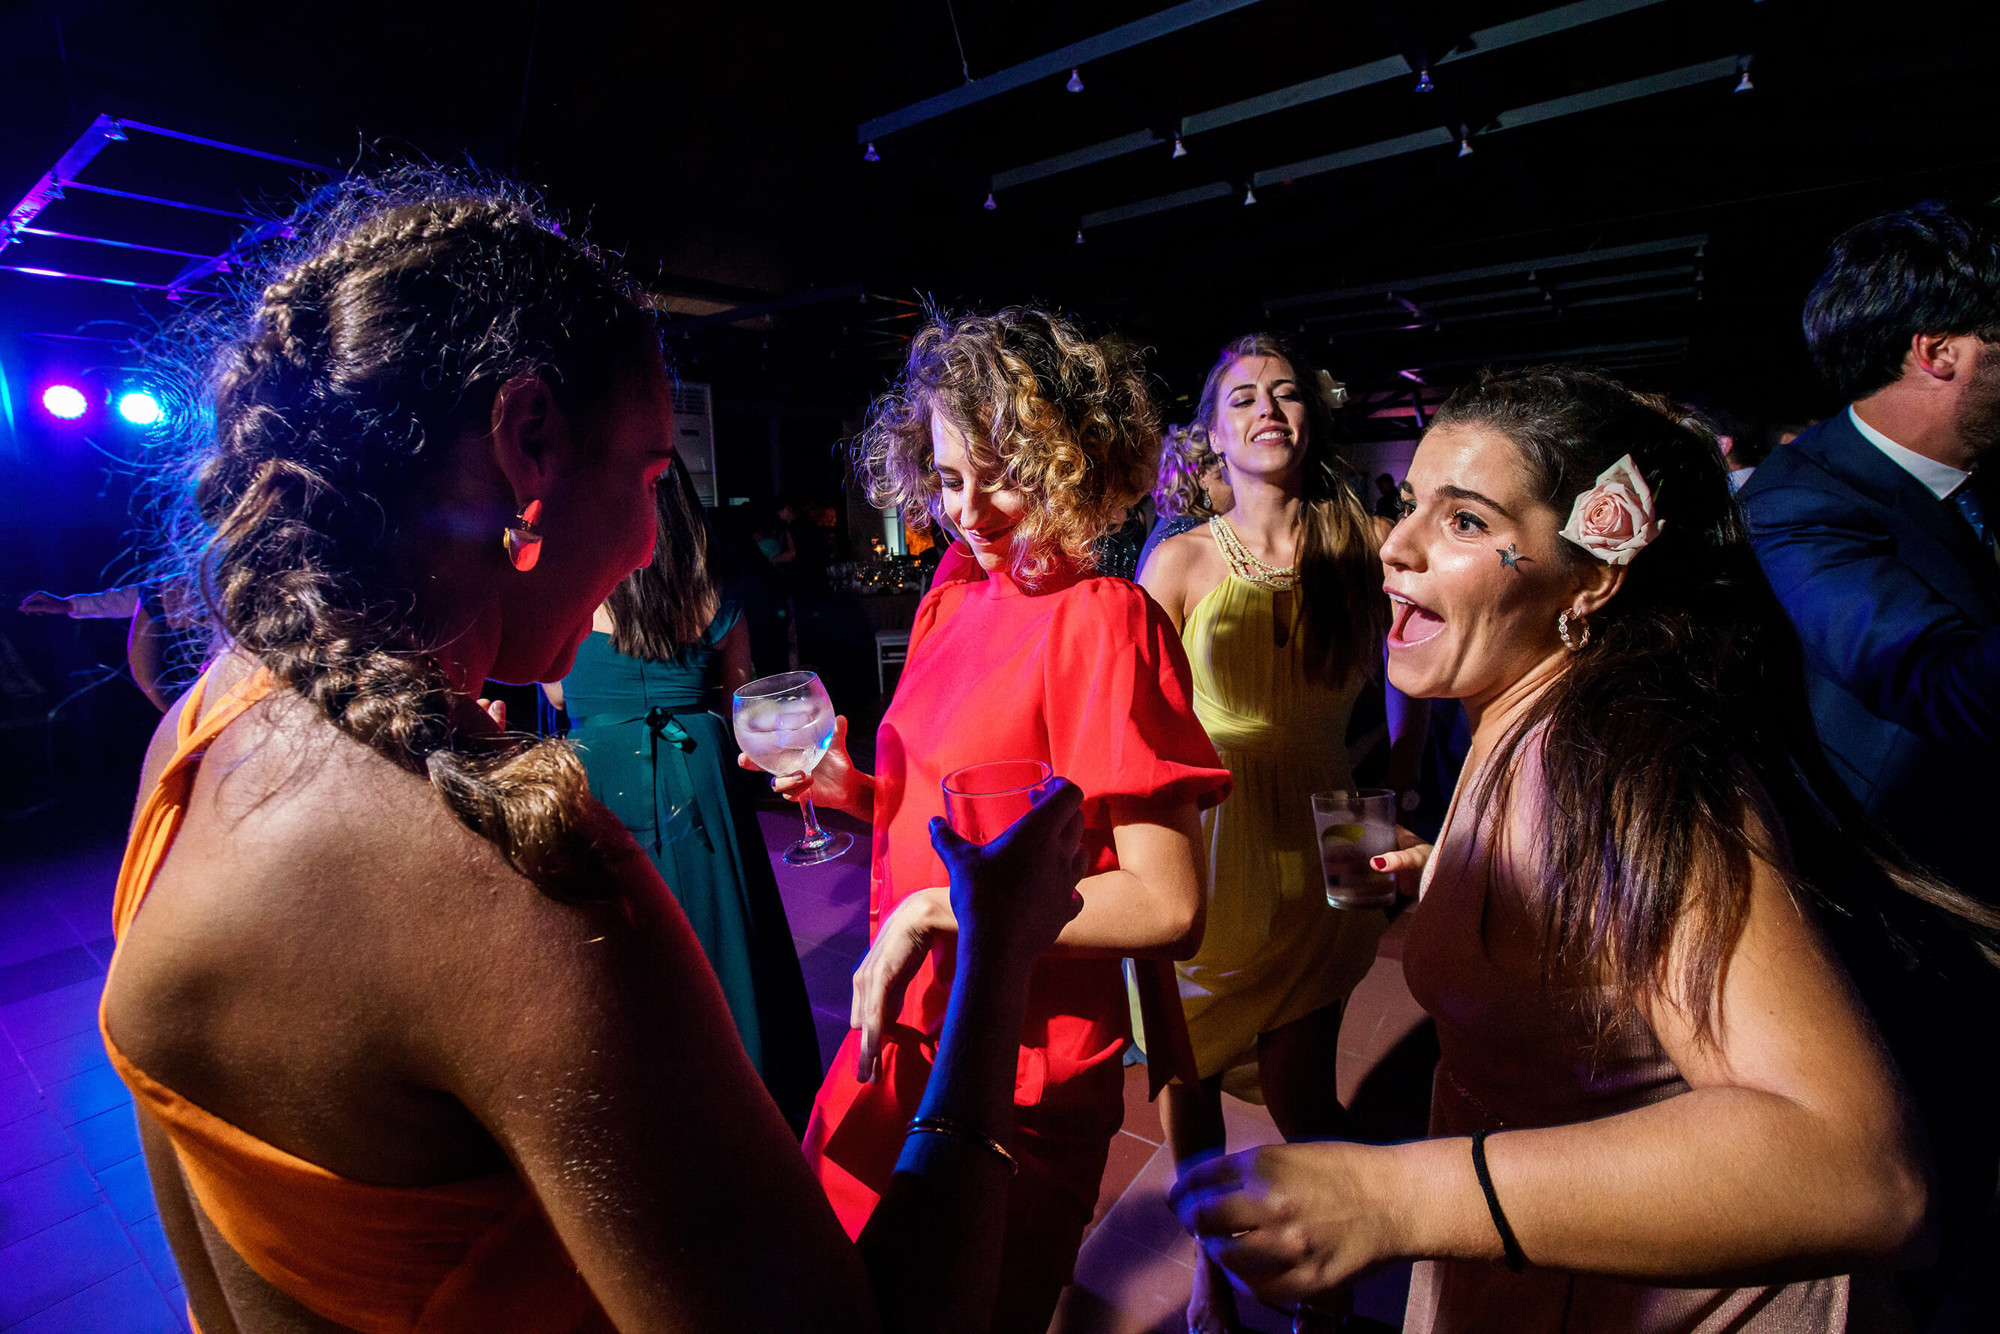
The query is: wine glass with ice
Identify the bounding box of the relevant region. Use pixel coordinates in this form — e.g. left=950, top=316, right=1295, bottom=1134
left=732, top=670, right=856, bottom=866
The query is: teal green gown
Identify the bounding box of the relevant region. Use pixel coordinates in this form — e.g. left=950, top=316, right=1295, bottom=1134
left=563, top=602, right=822, bottom=1134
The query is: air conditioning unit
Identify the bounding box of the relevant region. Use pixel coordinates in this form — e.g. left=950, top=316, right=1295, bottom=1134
left=672, top=380, right=718, bottom=506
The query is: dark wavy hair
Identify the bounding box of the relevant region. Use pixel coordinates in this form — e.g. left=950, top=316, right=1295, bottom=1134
left=1437, top=365, right=2000, bottom=1044
left=604, top=455, right=719, bottom=661
left=153, top=165, right=662, bottom=899
left=855, top=306, right=1160, bottom=588
left=1804, top=199, right=2000, bottom=404
left=1190, top=334, right=1385, bottom=689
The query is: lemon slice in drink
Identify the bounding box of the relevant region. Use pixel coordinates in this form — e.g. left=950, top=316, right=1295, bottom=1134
left=1320, top=823, right=1365, bottom=846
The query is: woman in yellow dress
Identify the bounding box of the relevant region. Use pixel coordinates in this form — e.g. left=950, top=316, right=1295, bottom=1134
left=1139, top=333, right=1421, bottom=1333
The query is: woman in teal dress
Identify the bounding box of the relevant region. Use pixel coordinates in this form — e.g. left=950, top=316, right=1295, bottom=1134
left=553, top=461, right=823, bottom=1134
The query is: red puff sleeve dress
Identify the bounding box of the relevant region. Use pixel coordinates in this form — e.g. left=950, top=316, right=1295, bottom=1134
left=802, top=555, right=1230, bottom=1328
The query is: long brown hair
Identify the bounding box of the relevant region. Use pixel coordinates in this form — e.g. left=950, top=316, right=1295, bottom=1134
left=604, top=454, right=719, bottom=661
left=1436, top=366, right=2000, bottom=1043
left=158, top=167, right=660, bottom=899
left=1191, top=333, right=1386, bottom=688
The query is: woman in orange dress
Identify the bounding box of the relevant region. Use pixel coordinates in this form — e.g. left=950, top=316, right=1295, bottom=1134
left=103, top=171, right=1092, bottom=1334
left=757, top=308, right=1232, bottom=1334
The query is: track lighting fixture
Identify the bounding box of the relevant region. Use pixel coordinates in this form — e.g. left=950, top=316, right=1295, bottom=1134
left=1075, top=229, right=1085, bottom=244
left=1414, top=69, right=1434, bottom=93
left=1066, top=68, right=1084, bottom=93
left=1243, top=185, right=1257, bottom=205
left=983, top=192, right=997, bottom=210
left=863, top=142, right=880, bottom=161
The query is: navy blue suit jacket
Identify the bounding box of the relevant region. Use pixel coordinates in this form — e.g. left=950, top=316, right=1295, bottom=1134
left=1740, top=410, right=2000, bottom=900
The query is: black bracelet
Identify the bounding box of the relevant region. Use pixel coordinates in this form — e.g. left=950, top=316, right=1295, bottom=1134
left=1470, top=1131, right=1527, bottom=1273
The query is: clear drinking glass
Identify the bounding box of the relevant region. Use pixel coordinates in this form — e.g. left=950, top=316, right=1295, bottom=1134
left=732, top=670, right=855, bottom=866
left=1311, top=788, right=1399, bottom=909
left=942, top=760, right=1053, bottom=844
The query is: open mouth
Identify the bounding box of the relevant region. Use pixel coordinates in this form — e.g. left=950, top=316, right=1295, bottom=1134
left=1249, top=429, right=1291, bottom=444
left=1387, top=590, right=1446, bottom=649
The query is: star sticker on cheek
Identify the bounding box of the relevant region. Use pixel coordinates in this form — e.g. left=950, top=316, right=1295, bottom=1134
left=1497, top=543, right=1530, bottom=571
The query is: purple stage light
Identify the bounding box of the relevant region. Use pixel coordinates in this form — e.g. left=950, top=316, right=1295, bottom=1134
left=42, top=384, right=88, bottom=419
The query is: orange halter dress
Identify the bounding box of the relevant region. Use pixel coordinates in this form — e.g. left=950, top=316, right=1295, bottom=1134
left=99, top=667, right=613, bottom=1334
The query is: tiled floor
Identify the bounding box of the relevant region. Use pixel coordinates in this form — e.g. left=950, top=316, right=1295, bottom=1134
left=0, top=836, right=190, bottom=1332
left=0, top=802, right=1422, bottom=1332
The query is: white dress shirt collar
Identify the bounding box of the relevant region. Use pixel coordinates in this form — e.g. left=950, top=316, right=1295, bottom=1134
left=1849, top=405, right=1969, bottom=500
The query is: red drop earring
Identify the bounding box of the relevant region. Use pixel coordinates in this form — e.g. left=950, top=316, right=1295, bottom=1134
left=503, top=498, right=544, bottom=572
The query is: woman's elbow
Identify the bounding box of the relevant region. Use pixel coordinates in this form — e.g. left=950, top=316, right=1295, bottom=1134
left=1164, top=894, right=1204, bottom=960
left=1858, top=1151, right=1934, bottom=1267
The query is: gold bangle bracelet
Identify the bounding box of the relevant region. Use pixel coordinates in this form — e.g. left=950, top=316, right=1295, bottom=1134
left=904, top=1116, right=1019, bottom=1175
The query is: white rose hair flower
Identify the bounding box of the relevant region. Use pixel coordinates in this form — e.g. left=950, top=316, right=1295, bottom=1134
left=1558, top=454, right=1664, bottom=565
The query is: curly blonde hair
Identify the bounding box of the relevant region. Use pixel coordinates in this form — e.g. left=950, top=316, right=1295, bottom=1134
left=854, top=307, right=1160, bottom=587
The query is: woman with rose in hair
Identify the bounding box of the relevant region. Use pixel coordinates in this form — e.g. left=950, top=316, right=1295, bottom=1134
left=1171, top=366, right=2000, bottom=1332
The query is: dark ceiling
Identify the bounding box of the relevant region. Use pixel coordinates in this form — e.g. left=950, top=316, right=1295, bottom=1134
left=3, top=0, right=1998, bottom=459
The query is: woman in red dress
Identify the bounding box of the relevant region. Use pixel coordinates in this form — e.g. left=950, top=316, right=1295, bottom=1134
left=760, top=307, right=1231, bottom=1332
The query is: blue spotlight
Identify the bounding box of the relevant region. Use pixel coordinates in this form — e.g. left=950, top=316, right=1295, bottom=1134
left=42, top=384, right=88, bottom=420
left=117, top=390, right=163, bottom=426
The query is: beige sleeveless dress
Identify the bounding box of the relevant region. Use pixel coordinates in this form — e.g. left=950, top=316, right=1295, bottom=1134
left=1400, top=775, right=1863, bottom=1334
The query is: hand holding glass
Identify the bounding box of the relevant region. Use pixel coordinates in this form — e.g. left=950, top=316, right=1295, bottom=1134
left=733, top=670, right=855, bottom=866
left=1312, top=789, right=1398, bottom=909
left=942, top=760, right=1054, bottom=844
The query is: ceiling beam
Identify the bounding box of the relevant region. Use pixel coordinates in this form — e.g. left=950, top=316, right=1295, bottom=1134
left=1082, top=57, right=1735, bottom=230
left=1267, top=235, right=1708, bottom=310
left=1253, top=57, right=1737, bottom=187
left=857, top=0, right=1268, bottom=144
left=993, top=0, right=1669, bottom=195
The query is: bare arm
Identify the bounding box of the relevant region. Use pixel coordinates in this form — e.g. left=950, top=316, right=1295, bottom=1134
left=716, top=615, right=755, bottom=695
left=128, top=603, right=173, bottom=712
left=126, top=696, right=238, bottom=1333
left=850, top=803, right=1205, bottom=1081
left=445, top=787, right=1087, bottom=1332
left=1175, top=840, right=1929, bottom=1304
left=136, top=1108, right=241, bottom=1334
left=1137, top=532, right=1212, bottom=634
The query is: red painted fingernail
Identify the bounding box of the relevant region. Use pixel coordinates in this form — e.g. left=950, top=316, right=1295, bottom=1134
left=1370, top=857, right=1387, bottom=869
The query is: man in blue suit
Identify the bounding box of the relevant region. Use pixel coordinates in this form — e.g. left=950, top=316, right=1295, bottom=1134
left=1745, top=199, right=2000, bottom=1332
left=1741, top=200, right=2000, bottom=903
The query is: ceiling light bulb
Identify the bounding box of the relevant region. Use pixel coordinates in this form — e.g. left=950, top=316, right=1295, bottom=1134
left=1415, top=69, right=1434, bottom=93
left=1243, top=185, right=1258, bottom=205
left=864, top=142, right=880, bottom=161
left=1066, top=68, right=1084, bottom=93
left=1075, top=229, right=1086, bottom=244
left=1171, top=135, right=1187, bottom=158
left=1457, top=135, right=1474, bottom=157
left=1735, top=71, right=1753, bottom=93
left=983, top=192, right=998, bottom=210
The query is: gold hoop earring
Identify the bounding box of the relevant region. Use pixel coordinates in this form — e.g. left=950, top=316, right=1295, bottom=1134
left=503, top=498, right=544, bottom=573
left=1557, top=608, right=1591, bottom=652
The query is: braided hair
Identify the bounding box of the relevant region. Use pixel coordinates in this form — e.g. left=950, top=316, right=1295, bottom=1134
left=155, top=167, right=662, bottom=899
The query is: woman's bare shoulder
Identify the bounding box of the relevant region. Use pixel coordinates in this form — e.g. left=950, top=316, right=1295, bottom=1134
left=1137, top=525, right=1222, bottom=617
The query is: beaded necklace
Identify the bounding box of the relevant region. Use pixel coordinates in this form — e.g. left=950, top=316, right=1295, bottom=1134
left=1209, top=516, right=1298, bottom=590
